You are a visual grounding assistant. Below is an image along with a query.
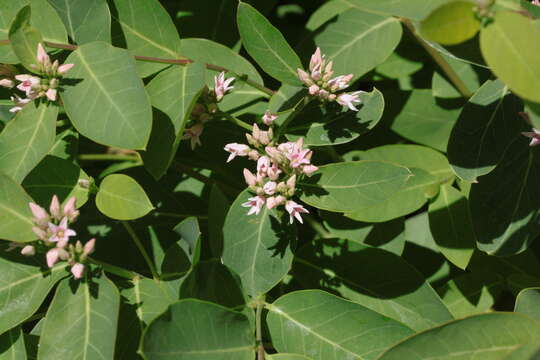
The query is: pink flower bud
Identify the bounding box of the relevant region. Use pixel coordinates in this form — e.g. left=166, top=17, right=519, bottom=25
left=243, top=168, right=258, bottom=186
left=71, top=263, right=85, bottom=279
left=32, top=226, right=48, bottom=240
left=45, top=88, right=57, bottom=102
left=0, top=78, right=14, bottom=88
left=29, top=202, right=49, bottom=224
left=252, top=123, right=261, bottom=141
left=63, top=196, right=78, bottom=222
left=46, top=248, right=60, bottom=268
left=297, top=69, right=312, bottom=86
left=266, top=196, right=278, bottom=209
left=308, top=84, right=320, bottom=95
left=262, top=110, right=277, bottom=126
left=309, top=47, right=323, bottom=72
left=224, top=143, right=250, bottom=162
left=303, top=164, right=319, bottom=176
left=49, top=195, right=61, bottom=220
left=263, top=181, right=277, bottom=195
left=57, top=63, right=74, bottom=75
left=248, top=150, right=260, bottom=161
left=84, top=239, right=96, bottom=255
left=286, top=174, right=296, bottom=190
left=37, top=43, right=50, bottom=65
left=21, top=245, right=35, bottom=256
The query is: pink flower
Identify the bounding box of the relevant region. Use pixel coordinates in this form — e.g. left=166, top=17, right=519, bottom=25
left=15, top=74, right=39, bottom=96
left=308, top=84, right=319, bottom=95
left=32, top=226, right=47, bottom=240
left=303, top=164, right=319, bottom=176
left=0, top=78, right=13, bottom=88
left=243, top=168, right=258, bottom=186
left=285, top=200, right=309, bottom=224
left=263, top=181, right=277, bottom=195
left=214, top=72, right=234, bottom=101
left=257, top=156, right=271, bottom=176
left=286, top=175, right=296, bottom=191
left=224, top=143, right=250, bottom=162
left=283, top=139, right=312, bottom=168
left=337, top=91, right=364, bottom=111
left=266, top=195, right=286, bottom=210
left=327, top=74, right=353, bottom=91
left=37, top=43, right=50, bottom=66
left=49, top=195, right=61, bottom=220
left=309, top=47, right=324, bottom=72
left=57, top=63, right=74, bottom=75
left=71, top=263, right=85, bottom=279
left=533, top=0, right=540, bottom=5
left=266, top=162, right=281, bottom=180
left=262, top=110, right=277, bottom=126
left=242, top=195, right=265, bottom=215
left=9, top=95, right=32, bottom=113
left=47, top=217, right=76, bottom=246
left=522, top=128, right=540, bottom=146
left=183, top=123, right=204, bottom=149
left=83, top=238, right=96, bottom=256
left=29, top=202, right=49, bottom=225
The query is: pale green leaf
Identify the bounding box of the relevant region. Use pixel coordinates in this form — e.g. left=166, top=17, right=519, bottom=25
left=421, top=1, right=480, bottom=46
left=314, top=9, right=402, bottom=79
left=141, top=299, right=254, bottom=360
left=8, top=5, right=42, bottom=72
left=345, top=0, right=449, bottom=21
left=266, top=290, right=414, bottom=360
left=38, top=274, right=120, bottom=360
left=0, top=173, right=38, bottom=242
left=96, top=174, right=154, bottom=220
left=0, top=102, right=58, bottom=183
left=237, top=2, right=302, bottom=85
left=110, top=0, right=182, bottom=78
left=30, top=0, right=66, bottom=43
left=515, top=287, right=540, bottom=322
left=123, top=277, right=178, bottom=325
left=222, top=189, right=295, bottom=297
left=61, top=41, right=152, bottom=150
left=0, top=1, right=28, bottom=63
left=299, top=161, right=411, bottom=213
left=378, top=313, right=540, bottom=360
left=48, top=0, right=110, bottom=44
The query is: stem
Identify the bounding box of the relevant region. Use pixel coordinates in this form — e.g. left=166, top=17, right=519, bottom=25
left=0, top=39, right=275, bottom=96
left=303, top=214, right=333, bottom=239
left=256, top=299, right=266, bottom=360
left=89, top=257, right=139, bottom=280
left=78, top=154, right=140, bottom=162
left=276, top=96, right=311, bottom=139
left=400, top=18, right=473, bottom=98
left=121, top=221, right=159, bottom=279
left=219, top=112, right=253, bottom=131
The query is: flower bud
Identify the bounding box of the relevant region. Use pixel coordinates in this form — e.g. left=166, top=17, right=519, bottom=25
left=243, top=168, right=258, bottom=186
left=63, top=196, right=79, bottom=222
left=83, top=238, right=96, bottom=256
left=71, top=263, right=85, bottom=279
left=303, top=164, right=319, bottom=176
left=263, top=181, right=277, bottom=195
left=248, top=150, right=260, bottom=161
left=262, top=110, right=277, bottom=126
left=308, top=84, right=319, bottom=96
left=49, top=195, right=61, bottom=220
left=32, top=226, right=48, bottom=240
left=0, top=78, right=14, bottom=88
left=21, top=245, right=35, bottom=256
left=46, top=248, right=60, bottom=268
left=29, top=202, right=49, bottom=225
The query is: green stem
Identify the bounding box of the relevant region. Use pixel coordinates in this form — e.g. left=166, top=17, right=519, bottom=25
left=303, top=214, right=333, bottom=239
left=256, top=298, right=266, bottom=360
left=78, top=154, right=140, bottom=162
left=401, top=18, right=472, bottom=98
left=89, top=257, right=139, bottom=280
left=219, top=112, right=253, bottom=131
left=121, top=222, right=159, bottom=279
left=276, top=96, right=312, bottom=140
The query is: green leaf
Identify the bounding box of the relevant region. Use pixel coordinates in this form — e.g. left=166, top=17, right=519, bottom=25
left=293, top=243, right=453, bottom=332
left=428, top=184, right=476, bottom=269
left=173, top=216, right=201, bottom=265
left=345, top=144, right=453, bottom=184
left=306, top=0, right=351, bottom=31
left=390, top=90, right=462, bottom=152
left=345, top=168, right=439, bottom=222
left=142, top=62, right=205, bottom=179
left=30, top=0, right=66, bottom=43
left=8, top=5, right=42, bottom=72
left=420, top=1, right=480, bottom=46
left=180, top=260, right=245, bottom=309
left=222, top=189, right=295, bottom=297
left=22, top=155, right=90, bottom=208
left=266, top=290, right=414, bottom=360
left=299, top=161, right=411, bottom=214
left=378, top=313, right=540, bottom=360
left=480, top=10, right=540, bottom=103
left=61, top=41, right=152, bottom=150
left=470, top=140, right=540, bottom=256
left=237, top=2, right=302, bottom=85
left=345, top=0, right=449, bottom=21
left=376, top=52, right=423, bottom=80
left=208, top=185, right=230, bottom=258
left=314, top=8, right=402, bottom=79
left=285, top=88, right=384, bottom=146
left=515, top=287, right=540, bottom=322
left=0, top=252, right=66, bottom=334
left=110, top=0, right=182, bottom=78
left=268, top=356, right=313, bottom=360
left=96, top=174, right=154, bottom=220
left=321, top=212, right=405, bottom=255
left=141, top=299, right=254, bottom=360
left=448, top=80, right=524, bottom=182
left=0, top=102, right=58, bottom=183
left=0, top=173, right=37, bottom=242
left=49, top=128, right=78, bottom=161
left=0, top=327, right=26, bottom=360
left=48, top=0, right=110, bottom=44
left=38, top=274, right=120, bottom=360
left=432, top=53, right=486, bottom=99
left=0, top=1, right=29, bottom=63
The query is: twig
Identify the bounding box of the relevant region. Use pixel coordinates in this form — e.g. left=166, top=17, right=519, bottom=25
left=0, top=39, right=275, bottom=96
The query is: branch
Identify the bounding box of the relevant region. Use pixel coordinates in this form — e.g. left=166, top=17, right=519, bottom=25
left=0, top=39, right=275, bottom=96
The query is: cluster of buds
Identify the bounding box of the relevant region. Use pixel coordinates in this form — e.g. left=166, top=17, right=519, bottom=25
left=297, top=47, right=365, bottom=111
left=519, top=112, right=540, bottom=147
left=224, top=111, right=316, bottom=224
left=183, top=72, right=235, bottom=149
left=16, top=195, right=94, bottom=279
left=0, top=43, right=74, bottom=113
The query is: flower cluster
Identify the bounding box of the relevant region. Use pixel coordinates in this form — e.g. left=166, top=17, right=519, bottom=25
left=0, top=43, right=74, bottom=113
left=225, top=111, right=316, bottom=224
left=16, top=195, right=94, bottom=279
left=183, top=71, right=235, bottom=149
left=297, top=47, right=365, bottom=111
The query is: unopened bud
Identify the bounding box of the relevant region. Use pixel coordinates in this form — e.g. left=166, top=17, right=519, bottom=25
left=243, top=168, right=258, bottom=186
left=83, top=238, right=96, bottom=256
left=71, top=263, right=85, bottom=279
left=21, top=245, right=35, bottom=256
left=49, top=195, right=61, bottom=220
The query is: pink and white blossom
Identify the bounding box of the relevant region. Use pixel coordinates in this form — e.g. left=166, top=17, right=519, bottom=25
left=242, top=195, right=265, bottom=215
left=15, top=74, right=40, bottom=96
left=47, top=217, right=76, bottom=246
left=327, top=74, right=353, bottom=91
left=224, top=143, right=250, bottom=162
left=57, top=63, right=75, bottom=75
left=522, top=128, right=540, bottom=147
left=285, top=200, right=309, bottom=224
left=303, top=164, right=319, bottom=176
left=263, top=181, right=277, bottom=195
left=262, top=110, right=278, bottom=126
left=63, top=196, right=79, bottom=222
left=29, top=202, right=49, bottom=225
left=46, top=247, right=68, bottom=268
left=257, top=156, right=271, bottom=176
left=243, top=168, right=258, bottom=186
left=45, top=88, right=57, bottom=101
left=337, top=91, right=364, bottom=111
left=83, top=238, right=96, bottom=256
left=37, top=43, right=50, bottom=66
left=214, top=72, right=234, bottom=102
left=49, top=195, right=61, bottom=220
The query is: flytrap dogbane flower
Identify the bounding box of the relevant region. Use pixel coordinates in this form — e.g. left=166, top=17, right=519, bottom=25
left=225, top=113, right=318, bottom=224
left=297, top=47, right=367, bottom=111
left=214, top=71, right=235, bottom=102
left=522, top=128, right=540, bottom=146
left=8, top=43, right=74, bottom=112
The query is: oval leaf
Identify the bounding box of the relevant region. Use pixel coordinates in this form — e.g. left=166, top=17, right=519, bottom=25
left=237, top=2, right=302, bottom=85
left=61, top=41, right=152, bottom=150
left=421, top=1, right=480, bottom=46
left=299, top=161, right=411, bottom=214
left=222, top=189, right=295, bottom=297
left=8, top=6, right=42, bottom=72
left=378, top=313, right=540, bottom=360
left=0, top=173, right=37, bottom=242
left=38, top=274, right=120, bottom=360
left=266, top=290, right=414, bottom=360
left=96, top=174, right=154, bottom=220
left=142, top=299, right=254, bottom=360
left=30, top=0, right=67, bottom=43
